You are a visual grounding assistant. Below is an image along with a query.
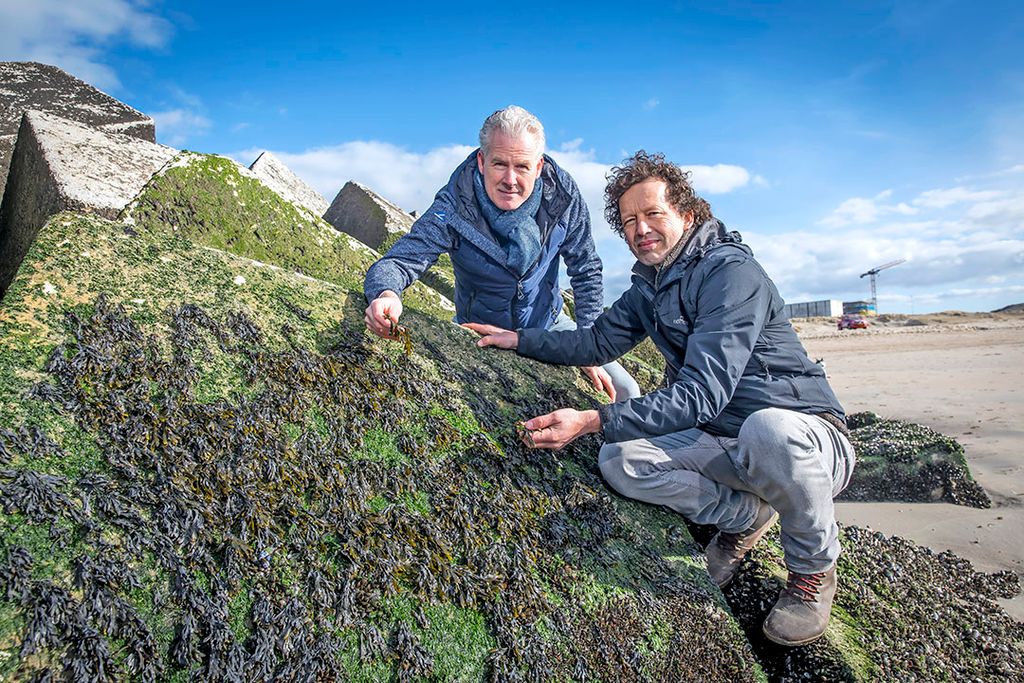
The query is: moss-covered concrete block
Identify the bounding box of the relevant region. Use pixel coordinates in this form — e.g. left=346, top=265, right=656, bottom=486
left=248, top=150, right=329, bottom=217
left=0, top=208, right=762, bottom=681
left=122, top=152, right=454, bottom=316
left=0, top=110, right=175, bottom=299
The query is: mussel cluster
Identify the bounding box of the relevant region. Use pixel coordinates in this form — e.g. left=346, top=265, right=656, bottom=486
left=0, top=294, right=756, bottom=682
left=840, top=412, right=990, bottom=508
left=718, top=523, right=1023, bottom=683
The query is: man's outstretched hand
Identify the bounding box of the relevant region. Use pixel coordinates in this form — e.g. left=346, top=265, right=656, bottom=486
left=519, top=408, right=601, bottom=450
left=461, top=322, right=519, bottom=350
left=365, top=291, right=403, bottom=339
left=464, top=325, right=615, bottom=401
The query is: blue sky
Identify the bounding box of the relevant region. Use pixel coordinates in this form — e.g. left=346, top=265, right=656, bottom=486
left=3, top=1, right=1023, bottom=313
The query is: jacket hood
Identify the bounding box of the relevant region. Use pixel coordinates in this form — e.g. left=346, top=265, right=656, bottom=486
left=632, top=218, right=746, bottom=286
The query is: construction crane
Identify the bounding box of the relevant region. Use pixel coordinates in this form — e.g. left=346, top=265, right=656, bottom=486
left=860, top=259, right=906, bottom=313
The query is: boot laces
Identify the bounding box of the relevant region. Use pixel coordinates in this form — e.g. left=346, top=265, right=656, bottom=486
left=715, top=529, right=751, bottom=555
left=784, top=572, right=824, bottom=602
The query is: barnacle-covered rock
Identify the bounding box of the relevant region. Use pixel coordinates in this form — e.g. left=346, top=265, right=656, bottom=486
left=841, top=411, right=991, bottom=508
left=720, top=524, right=1023, bottom=683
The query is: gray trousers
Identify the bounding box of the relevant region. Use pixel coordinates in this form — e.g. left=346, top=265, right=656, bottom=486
left=598, top=408, right=855, bottom=573
left=550, top=312, right=642, bottom=401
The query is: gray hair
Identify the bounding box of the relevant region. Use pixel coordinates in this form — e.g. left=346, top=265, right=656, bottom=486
left=479, top=105, right=545, bottom=158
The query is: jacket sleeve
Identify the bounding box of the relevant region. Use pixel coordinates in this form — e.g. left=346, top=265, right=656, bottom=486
left=517, top=284, right=649, bottom=366
left=598, top=253, right=770, bottom=443
left=558, top=185, right=605, bottom=328
left=363, top=192, right=455, bottom=302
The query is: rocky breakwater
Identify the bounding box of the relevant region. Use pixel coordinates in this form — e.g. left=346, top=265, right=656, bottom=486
left=0, top=106, right=759, bottom=680
left=0, top=63, right=1020, bottom=682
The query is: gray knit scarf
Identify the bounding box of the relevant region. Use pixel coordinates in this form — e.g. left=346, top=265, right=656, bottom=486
left=473, top=169, right=543, bottom=277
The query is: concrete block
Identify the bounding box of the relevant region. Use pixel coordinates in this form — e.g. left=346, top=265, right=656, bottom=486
left=0, top=111, right=175, bottom=299
left=0, top=61, right=156, bottom=201
left=323, top=181, right=414, bottom=251
left=248, top=151, right=329, bottom=217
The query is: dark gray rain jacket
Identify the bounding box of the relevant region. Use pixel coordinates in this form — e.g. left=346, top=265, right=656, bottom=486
left=517, top=219, right=845, bottom=443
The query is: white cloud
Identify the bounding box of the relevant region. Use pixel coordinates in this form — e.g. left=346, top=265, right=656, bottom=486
left=233, top=141, right=476, bottom=214
left=643, top=98, right=660, bottom=110
left=964, top=194, right=1024, bottom=225
left=913, top=186, right=1004, bottom=209
left=819, top=189, right=918, bottom=227
left=0, top=0, right=172, bottom=90
left=548, top=140, right=617, bottom=241
left=764, top=173, right=1024, bottom=311
left=151, top=104, right=211, bottom=147
left=682, top=164, right=754, bottom=194
left=955, top=164, right=1024, bottom=183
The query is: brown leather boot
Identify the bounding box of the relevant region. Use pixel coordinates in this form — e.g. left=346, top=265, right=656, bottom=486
left=762, top=566, right=837, bottom=646
left=705, top=501, right=777, bottom=588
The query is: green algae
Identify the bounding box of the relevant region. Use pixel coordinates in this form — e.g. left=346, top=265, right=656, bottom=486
left=125, top=154, right=369, bottom=290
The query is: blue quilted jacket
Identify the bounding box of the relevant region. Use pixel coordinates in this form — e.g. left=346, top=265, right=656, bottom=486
left=363, top=151, right=604, bottom=330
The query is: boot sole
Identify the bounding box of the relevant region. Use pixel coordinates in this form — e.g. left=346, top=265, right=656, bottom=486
left=762, top=623, right=826, bottom=647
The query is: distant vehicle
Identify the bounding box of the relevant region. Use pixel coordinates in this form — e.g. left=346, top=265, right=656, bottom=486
left=838, top=314, right=869, bottom=330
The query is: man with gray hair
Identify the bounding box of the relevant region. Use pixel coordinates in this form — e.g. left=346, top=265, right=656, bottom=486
left=364, top=105, right=640, bottom=400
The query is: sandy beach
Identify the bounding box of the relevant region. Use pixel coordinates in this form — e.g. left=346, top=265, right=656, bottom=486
left=798, top=314, right=1024, bottom=620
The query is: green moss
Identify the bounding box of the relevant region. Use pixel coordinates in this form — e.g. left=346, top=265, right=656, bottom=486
left=227, top=584, right=255, bottom=643
left=352, top=428, right=409, bottom=466
left=829, top=603, right=877, bottom=681
left=643, top=614, right=673, bottom=654
left=126, top=153, right=373, bottom=291
left=337, top=629, right=392, bottom=683
left=1, top=515, right=80, bottom=585
left=429, top=403, right=480, bottom=438
left=0, top=604, right=26, bottom=680
left=373, top=595, right=496, bottom=682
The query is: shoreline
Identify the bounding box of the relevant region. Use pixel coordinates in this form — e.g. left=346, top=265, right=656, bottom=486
left=800, top=321, right=1024, bottom=621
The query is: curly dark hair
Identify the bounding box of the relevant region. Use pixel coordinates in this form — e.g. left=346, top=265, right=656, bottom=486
left=604, top=150, right=713, bottom=236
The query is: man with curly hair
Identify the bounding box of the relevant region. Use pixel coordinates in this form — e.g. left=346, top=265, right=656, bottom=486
left=364, top=105, right=639, bottom=401
left=465, top=150, right=856, bottom=646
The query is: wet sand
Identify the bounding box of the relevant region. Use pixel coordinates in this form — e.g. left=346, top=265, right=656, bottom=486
left=801, top=323, right=1024, bottom=620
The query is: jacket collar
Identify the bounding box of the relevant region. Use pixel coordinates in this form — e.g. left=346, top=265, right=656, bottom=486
left=631, top=218, right=741, bottom=287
